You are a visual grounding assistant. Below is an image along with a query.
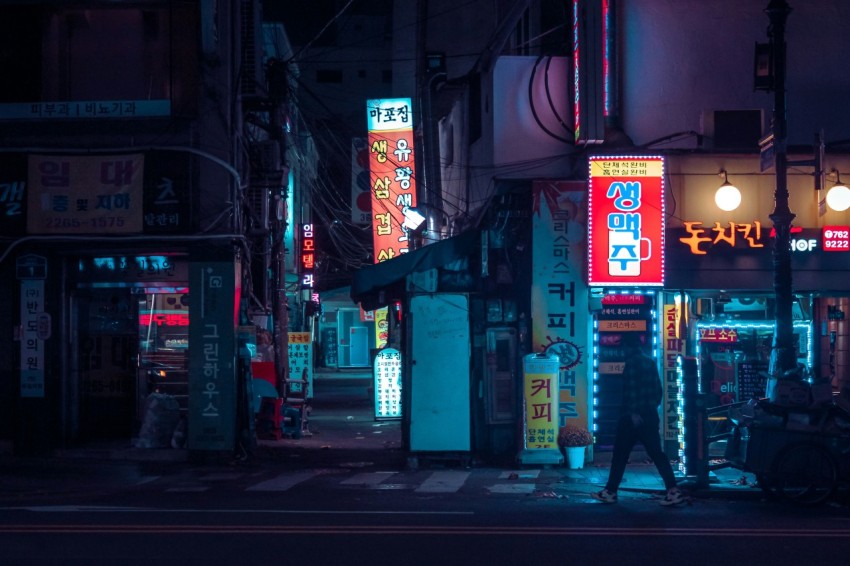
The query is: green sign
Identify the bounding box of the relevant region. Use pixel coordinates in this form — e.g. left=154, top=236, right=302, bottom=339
left=188, top=261, right=236, bottom=451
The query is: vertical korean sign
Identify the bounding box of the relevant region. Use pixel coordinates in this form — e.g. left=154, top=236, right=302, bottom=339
left=287, top=332, right=313, bottom=400
left=588, top=156, right=665, bottom=286
left=301, top=223, right=317, bottom=300
left=17, top=254, right=48, bottom=398
left=366, top=98, right=417, bottom=263
left=374, top=348, right=402, bottom=419
left=522, top=353, right=561, bottom=459
left=662, top=301, right=685, bottom=443
left=531, top=181, right=589, bottom=430
left=27, top=154, right=144, bottom=234
left=189, top=262, right=236, bottom=451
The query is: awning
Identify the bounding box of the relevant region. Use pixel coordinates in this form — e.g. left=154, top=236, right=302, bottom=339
left=350, top=231, right=479, bottom=310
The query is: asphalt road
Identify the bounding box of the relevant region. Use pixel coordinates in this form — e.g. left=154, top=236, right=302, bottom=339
left=1, top=460, right=850, bottom=566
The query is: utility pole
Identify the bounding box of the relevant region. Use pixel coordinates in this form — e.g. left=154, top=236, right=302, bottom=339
left=765, top=0, right=796, bottom=377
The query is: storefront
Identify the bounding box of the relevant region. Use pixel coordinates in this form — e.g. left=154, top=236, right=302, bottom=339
left=14, top=246, right=246, bottom=454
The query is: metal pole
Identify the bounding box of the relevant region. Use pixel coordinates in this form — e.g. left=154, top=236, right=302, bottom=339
left=766, top=0, right=796, bottom=377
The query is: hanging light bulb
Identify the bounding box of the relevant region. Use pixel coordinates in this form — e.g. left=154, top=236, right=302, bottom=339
left=826, top=170, right=850, bottom=212
left=715, top=170, right=741, bottom=211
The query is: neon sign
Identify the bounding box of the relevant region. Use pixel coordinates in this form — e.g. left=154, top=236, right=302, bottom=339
left=301, top=223, right=315, bottom=294
left=139, top=312, right=189, bottom=327
left=679, top=222, right=836, bottom=255
left=365, top=98, right=418, bottom=263
left=587, top=156, right=665, bottom=286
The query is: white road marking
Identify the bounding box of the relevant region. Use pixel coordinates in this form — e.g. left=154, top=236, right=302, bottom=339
left=245, top=471, right=318, bottom=492
left=340, top=471, right=397, bottom=486
left=415, top=471, right=470, bottom=493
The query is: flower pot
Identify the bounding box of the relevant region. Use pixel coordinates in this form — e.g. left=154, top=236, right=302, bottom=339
left=565, top=446, right=586, bottom=469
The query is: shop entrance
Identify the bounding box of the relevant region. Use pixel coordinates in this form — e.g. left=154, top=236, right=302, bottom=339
left=72, top=288, right=137, bottom=439
left=72, top=287, right=190, bottom=442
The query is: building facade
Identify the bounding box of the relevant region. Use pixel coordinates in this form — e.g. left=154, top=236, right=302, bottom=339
left=0, top=1, right=317, bottom=456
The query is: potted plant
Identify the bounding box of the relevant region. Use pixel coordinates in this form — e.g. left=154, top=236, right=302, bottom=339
left=558, top=424, right=593, bottom=469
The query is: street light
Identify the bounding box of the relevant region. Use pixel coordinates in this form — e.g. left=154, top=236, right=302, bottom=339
left=715, top=170, right=742, bottom=211
left=826, top=170, right=850, bottom=212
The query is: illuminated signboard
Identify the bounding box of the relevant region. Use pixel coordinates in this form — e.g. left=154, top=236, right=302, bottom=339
left=365, top=98, right=418, bottom=263
left=139, top=312, right=190, bottom=327
left=300, top=223, right=317, bottom=299
left=678, top=223, right=839, bottom=255
left=373, top=348, right=402, bottom=420
left=523, top=355, right=560, bottom=451
left=588, top=156, right=665, bottom=286
left=823, top=226, right=850, bottom=252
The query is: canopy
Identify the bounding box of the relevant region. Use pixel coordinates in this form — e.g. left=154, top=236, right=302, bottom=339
left=350, top=231, right=479, bottom=310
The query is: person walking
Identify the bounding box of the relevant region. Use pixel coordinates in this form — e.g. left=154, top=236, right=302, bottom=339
left=591, top=332, right=684, bottom=506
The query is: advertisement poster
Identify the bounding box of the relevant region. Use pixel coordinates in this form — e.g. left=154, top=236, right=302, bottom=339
left=366, top=98, right=417, bottom=263
left=531, top=181, right=589, bottom=430
left=587, top=156, right=665, bottom=286
left=374, top=307, right=388, bottom=349
left=27, top=154, right=144, bottom=234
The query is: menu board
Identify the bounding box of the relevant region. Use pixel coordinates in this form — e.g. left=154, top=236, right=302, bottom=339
left=738, top=361, right=768, bottom=401
left=374, top=348, right=402, bottom=420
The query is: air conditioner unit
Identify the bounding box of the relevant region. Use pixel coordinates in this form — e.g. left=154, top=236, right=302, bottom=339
left=701, top=109, right=764, bottom=150
left=249, top=140, right=281, bottom=175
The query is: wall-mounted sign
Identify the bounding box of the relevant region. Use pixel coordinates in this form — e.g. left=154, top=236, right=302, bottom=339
left=532, top=181, right=589, bottom=429
left=365, top=98, right=418, bottom=263
left=300, top=223, right=316, bottom=296
left=27, top=154, right=144, bottom=234
left=188, top=261, right=237, bottom=451
left=823, top=226, right=850, bottom=252
left=678, top=223, right=833, bottom=255
left=698, top=327, right=739, bottom=343
left=588, top=156, right=665, bottom=286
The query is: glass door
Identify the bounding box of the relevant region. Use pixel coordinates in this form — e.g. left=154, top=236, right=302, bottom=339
left=137, top=291, right=190, bottom=417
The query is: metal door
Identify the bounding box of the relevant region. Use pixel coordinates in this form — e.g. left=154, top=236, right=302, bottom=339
left=409, top=294, right=471, bottom=452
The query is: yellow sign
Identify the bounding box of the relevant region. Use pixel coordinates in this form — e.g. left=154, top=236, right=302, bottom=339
left=590, top=159, right=664, bottom=177
left=523, top=371, right=558, bottom=449
left=374, top=307, right=388, bottom=349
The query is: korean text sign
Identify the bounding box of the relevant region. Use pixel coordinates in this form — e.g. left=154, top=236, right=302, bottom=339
left=523, top=356, right=560, bottom=450
left=366, top=98, right=417, bottom=263
left=27, top=154, right=144, bottom=234
left=588, top=157, right=665, bottom=286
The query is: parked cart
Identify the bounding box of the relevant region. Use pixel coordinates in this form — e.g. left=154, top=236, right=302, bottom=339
left=724, top=396, right=850, bottom=505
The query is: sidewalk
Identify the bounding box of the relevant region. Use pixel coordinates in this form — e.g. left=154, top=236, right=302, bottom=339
left=0, top=367, right=765, bottom=502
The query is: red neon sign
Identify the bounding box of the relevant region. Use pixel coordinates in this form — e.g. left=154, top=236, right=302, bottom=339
left=366, top=98, right=418, bottom=264
left=587, top=156, right=665, bottom=286
left=139, top=312, right=189, bottom=327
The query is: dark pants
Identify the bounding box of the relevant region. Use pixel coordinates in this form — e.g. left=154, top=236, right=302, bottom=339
left=605, top=412, right=678, bottom=492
